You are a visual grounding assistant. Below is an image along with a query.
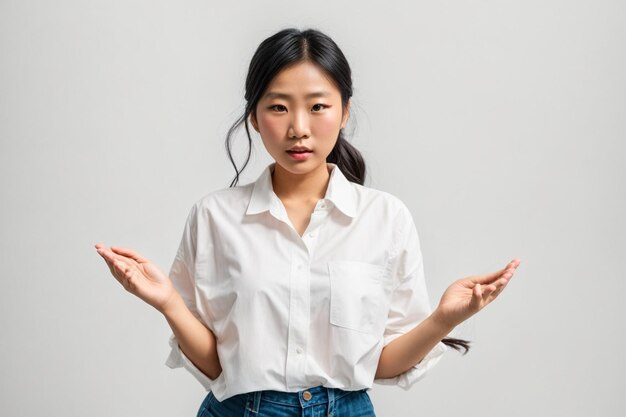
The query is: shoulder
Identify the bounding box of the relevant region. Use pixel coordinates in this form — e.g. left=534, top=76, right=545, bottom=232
left=184, top=182, right=255, bottom=220
left=196, top=182, right=254, bottom=208
left=352, top=182, right=413, bottom=221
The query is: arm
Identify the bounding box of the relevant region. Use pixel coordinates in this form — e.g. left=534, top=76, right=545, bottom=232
left=372, top=202, right=520, bottom=386
left=95, top=242, right=223, bottom=383
left=375, top=259, right=520, bottom=380
left=372, top=204, right=448, bottom=388
left=161, top=292, right=222, bottom=380
left=375, top=309, right=453, bottom=379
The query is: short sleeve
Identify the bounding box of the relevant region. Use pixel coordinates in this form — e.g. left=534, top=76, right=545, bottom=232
left=164, top=202, right=217, bottom=391
left=373, top=204, right=447, bottom=389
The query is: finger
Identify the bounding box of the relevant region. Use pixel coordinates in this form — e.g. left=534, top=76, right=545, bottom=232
left=499, top=268, right=516, bottom=285
left=112, top=258, right=135, bottom=288
left=97, top=246, right=136, bottom=268
left=480, top=282, right=498, bottom=301
left=470, top=283, right=483, bottom=310
left=120, top=262, right=138, bottom=291
left=102, top=257, right=115, bottom=276
left=473, top=270, right=506, bottom=285
left=96, top=245, right=115, bottom=260
left=96, top=245, right=138, bottom=288
left=502, top=259, right=521, bottom=278
left=113, top=258, right=129, bottom=275
left=110, top=246, right=149, bottom=264
left=488, top=279, right=509, bottom=300
left=493, top=276, right=509, bottom=289
left=473, top=259, right=519, bottom=285
left=95, top=245, right=117, bottom=275
left=484, top=276, right=511, bottom=302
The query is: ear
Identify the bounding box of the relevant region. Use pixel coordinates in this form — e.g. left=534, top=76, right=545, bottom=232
left=341, top=99, right=351, bottom=129
left=250, top=111, right=260, bottom=133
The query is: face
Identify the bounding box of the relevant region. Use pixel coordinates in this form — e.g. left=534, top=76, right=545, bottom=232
left=250, top=61, right=350, bottom=175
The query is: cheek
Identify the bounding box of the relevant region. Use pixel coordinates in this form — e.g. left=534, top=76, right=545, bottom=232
left=257, top=114, right=285, bottom=139
left=313, top=112, right=342, bottom=136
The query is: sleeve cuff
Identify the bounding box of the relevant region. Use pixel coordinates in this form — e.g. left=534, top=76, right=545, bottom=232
left=165, top=334, right=216, bottom=391
left=373, top=340, right=447, bottom=389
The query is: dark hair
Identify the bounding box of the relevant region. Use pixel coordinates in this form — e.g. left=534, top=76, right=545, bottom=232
left=224, top=27, right=470, bottom=355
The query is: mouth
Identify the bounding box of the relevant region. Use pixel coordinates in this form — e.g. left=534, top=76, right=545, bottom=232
left=287, top=147, right=313, bottom=153
left=286, top=149, right=313, bottom=160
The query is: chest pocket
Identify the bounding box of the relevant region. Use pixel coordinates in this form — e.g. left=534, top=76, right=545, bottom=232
left=328, top=260, right=392, bottom=335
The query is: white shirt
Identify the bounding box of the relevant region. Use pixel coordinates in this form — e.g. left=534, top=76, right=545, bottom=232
left=165, top=161, right=447, bottom=402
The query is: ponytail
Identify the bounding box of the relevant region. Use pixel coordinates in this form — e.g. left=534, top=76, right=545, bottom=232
left=326, top=129, right=366, bottom=185
left=441, top=337, right=470, bottom=354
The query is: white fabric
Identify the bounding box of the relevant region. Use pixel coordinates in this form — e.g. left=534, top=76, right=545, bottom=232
left=165, top=161, right=447, bottom=402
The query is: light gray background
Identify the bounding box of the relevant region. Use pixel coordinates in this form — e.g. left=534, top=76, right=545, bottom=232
left=1, top=1, right=624, bottom=416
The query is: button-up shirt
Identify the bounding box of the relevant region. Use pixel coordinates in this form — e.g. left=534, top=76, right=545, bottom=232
left=165, top=161, right=447, bottom=402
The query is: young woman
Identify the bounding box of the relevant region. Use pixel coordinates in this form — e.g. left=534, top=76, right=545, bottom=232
left=95, top=27, right=520, bottom=417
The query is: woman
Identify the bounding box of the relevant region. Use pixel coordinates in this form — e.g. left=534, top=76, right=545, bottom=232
left=95, top=27, right=520, bottom=417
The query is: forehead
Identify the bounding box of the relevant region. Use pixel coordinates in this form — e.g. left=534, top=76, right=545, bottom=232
left=263, top=61, right=340, bottom=98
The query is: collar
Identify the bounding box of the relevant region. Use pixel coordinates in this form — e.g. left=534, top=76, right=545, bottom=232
left=245, top=162, right=357, bottom=218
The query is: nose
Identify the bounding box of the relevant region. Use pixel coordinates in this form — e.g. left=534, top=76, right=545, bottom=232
left=288, top=109, right=311, bottom=139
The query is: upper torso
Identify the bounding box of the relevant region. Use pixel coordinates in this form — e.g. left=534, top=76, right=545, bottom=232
left=165, top=161, right=444, bottom=401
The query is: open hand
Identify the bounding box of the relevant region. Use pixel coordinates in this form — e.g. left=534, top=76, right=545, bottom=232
left=433, top=258, right=521, bottom=328
left=95, top=243, right=178, bottom=313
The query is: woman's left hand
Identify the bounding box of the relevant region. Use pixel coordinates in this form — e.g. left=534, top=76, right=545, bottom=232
left=432, top=258, right=521, bottom=329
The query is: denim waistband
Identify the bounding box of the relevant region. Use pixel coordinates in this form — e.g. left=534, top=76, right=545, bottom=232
left=245, top=385, right=364, bottom=411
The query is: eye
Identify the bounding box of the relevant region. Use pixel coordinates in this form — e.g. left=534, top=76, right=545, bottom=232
left=312, top=103, right=328, bottom=112
left=269, top=104, right=287, bottom=112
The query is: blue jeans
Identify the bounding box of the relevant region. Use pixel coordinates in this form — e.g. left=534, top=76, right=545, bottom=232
left=197, top=385, right=377, bottom=417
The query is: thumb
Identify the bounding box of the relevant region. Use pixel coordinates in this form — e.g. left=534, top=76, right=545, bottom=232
left=469, top=283, right=482, bottom=310
left=144, top=262, right=167, bottom=281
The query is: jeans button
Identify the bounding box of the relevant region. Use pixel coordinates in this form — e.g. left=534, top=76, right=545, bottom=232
left=303, top=390, right=312, bottom=401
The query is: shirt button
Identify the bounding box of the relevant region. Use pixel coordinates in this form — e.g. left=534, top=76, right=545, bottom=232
left=296, top=347, right=303, bottom=354
left=297, top=264, right=302, bottom=270
left=308, top=232, right=315, bottom=237
left=319, top=203, right=326, bottom=208
left=303, top=390, right=312, bottom=401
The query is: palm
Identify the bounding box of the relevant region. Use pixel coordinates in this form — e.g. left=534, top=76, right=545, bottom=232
left=95, top=244, right=176, bottom=312
left=435, top=259, right=521, bottom=328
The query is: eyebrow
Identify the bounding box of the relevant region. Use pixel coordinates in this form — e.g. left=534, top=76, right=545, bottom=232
left=263, top=91, right=331, bottom=100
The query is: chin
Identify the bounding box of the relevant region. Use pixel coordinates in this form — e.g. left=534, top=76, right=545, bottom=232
left=276, top=158, right=324, bottom=172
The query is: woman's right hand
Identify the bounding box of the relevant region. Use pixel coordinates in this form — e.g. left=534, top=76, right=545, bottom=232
left=95, top=243, right=178, bottom=313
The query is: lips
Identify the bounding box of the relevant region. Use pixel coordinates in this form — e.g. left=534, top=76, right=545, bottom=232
left=287, top=149, right=312, bottom=160
left=287, top=145, right=312, bottom=152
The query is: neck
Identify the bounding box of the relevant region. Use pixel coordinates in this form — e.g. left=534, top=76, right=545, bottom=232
left=271, top=162, right=331, bottom=204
